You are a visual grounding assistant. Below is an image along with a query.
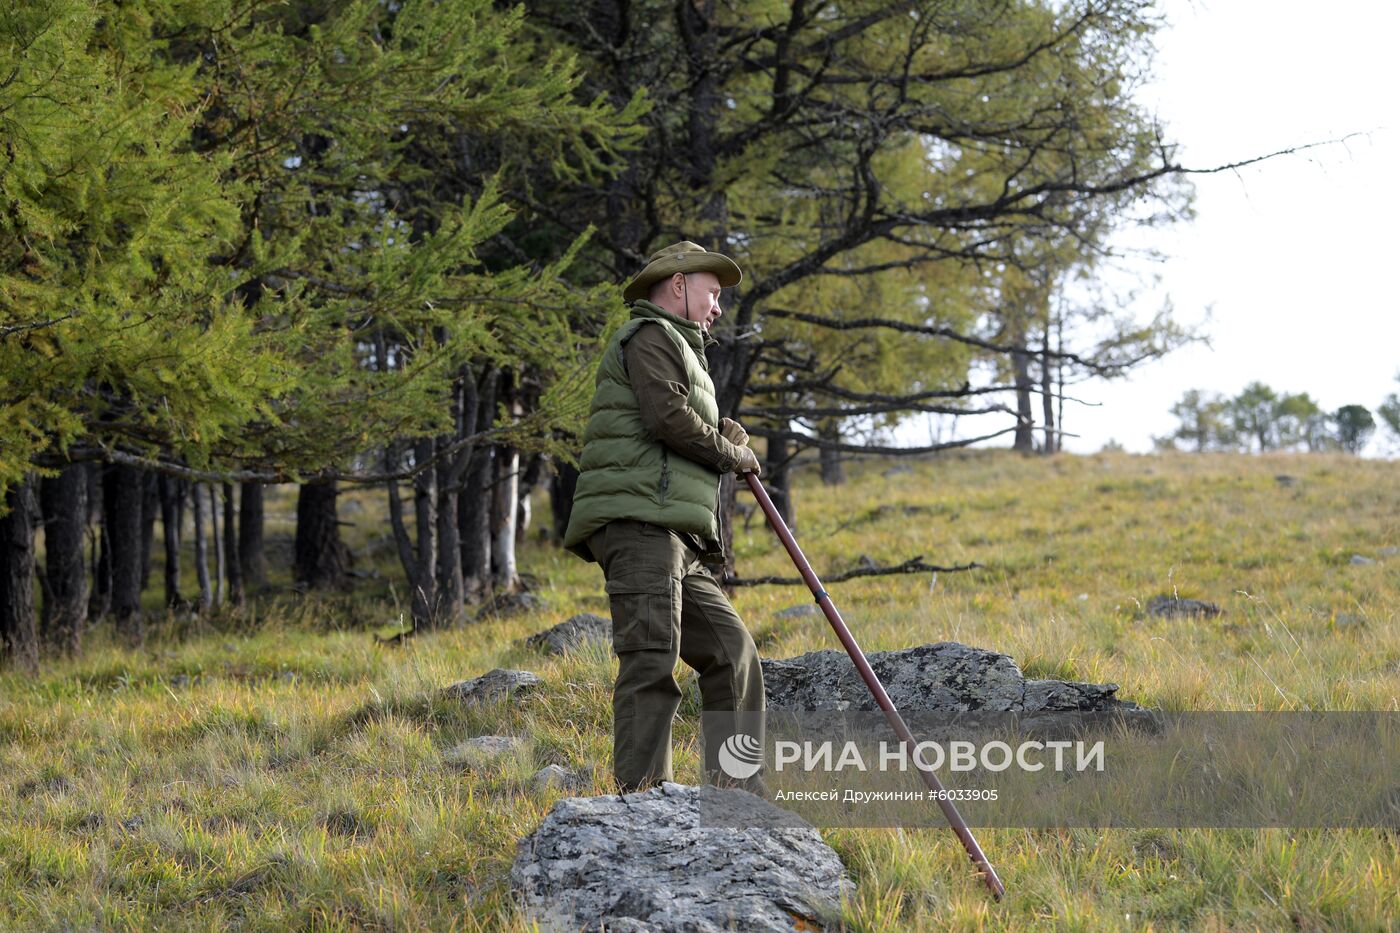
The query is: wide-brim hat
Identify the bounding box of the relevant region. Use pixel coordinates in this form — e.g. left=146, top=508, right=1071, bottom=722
left=622, top=240, right=742, bottom=302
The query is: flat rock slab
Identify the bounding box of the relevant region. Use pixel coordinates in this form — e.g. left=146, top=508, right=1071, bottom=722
left=441, top=669, right=542, bottom=705
left=512, top=783, right=850, bottom=932
left=525, top=613, right=612, bottom=655
left=763, top=642, right=1141, bottom=715
left=1145, top=595, right=1221, bottom=618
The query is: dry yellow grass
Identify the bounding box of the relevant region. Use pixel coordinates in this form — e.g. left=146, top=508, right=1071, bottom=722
left=2, top=450, right=1396, bottom=929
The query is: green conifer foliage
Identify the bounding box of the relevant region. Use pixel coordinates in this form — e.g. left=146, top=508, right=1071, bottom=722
left=2, top=0, right=645, bottom=499
left=1, top=0, right=280, bottom=495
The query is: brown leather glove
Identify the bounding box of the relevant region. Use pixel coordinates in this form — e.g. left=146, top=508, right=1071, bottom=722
left=719, top=417, right=748, bottom=447
left=735, top=445, right=762, bottom=476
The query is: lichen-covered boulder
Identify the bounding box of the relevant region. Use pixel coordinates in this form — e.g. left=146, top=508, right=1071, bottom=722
left=441, top=669, right=542, bottom=706
left=763, top=642, right=1141, bottom=715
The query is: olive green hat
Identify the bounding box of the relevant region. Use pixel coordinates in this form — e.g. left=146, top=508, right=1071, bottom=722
left=622, top=240, right=742, bottom=302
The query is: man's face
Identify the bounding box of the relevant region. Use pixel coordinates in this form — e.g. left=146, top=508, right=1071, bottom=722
left=678, top=271, right=724, bottom=332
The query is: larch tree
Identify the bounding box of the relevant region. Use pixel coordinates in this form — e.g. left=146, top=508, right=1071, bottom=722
left=521, top=0, right=1210, bottom=572
left=1, top=0, right=282, bottom=656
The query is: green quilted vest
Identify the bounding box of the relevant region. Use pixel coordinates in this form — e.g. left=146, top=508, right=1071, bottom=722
left=564, top=301, right=723, bottom=561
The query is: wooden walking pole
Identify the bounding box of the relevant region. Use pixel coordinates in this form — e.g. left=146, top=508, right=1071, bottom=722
left=742, top=471, right=1006, bottom=900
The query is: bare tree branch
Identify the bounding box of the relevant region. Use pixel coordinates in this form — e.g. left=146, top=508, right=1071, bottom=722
left=0, top=311, right=76, bottom=338
left=749, top=424, right=1019, bottom=454
left=724, top=555, right=981, bottom=587
left=761, top=307, right=1164, bottom=376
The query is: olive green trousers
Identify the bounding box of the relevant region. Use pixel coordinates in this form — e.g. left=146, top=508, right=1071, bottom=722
left=588, top=519, right=765, bottom=792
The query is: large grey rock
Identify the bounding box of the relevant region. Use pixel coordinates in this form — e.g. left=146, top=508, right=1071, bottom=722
left=441, top=669, right=542, bottom=705
left=763, top=642, right=1141, bottom=715
left=1145, top=595, right=1221, bottom=618
left=525, top=613, right=611, bottom=655
left=512, top=783, right=850, bottom=932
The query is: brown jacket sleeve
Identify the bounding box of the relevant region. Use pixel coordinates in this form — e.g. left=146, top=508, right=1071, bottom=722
left=623, top=323, right=743, bottom=473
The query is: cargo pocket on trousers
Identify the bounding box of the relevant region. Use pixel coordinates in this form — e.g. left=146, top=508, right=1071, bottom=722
left=606, top=573, right=676, bottom=653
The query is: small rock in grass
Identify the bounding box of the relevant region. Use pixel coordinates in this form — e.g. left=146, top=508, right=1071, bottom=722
left=532, top=765, right=588, bottom=792
left=1378, top=546, right=1398, bottom=558
left=441, top=669, right=542, bottom=706
left=1145, top=595, right=1221, bottom=619
left=774, top=603, right=821, bottom=619
left=445, top=736, right=524, bottom=768
left=478, top=592, right=548, bottom=619
left=525, top=613, right=611, bottom=655
left=1349, top=554, right=1377, bottom=566
left=1274, top=474, right=1297, bottom=487
left=17, top=774, right=71, bottom=798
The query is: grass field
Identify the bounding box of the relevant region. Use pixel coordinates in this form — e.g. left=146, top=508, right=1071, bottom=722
left=2, top=451, right=1397, bottom=930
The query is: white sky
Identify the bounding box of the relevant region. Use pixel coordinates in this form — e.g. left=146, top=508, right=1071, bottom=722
left=1044, top=0, right=1400, bottom=454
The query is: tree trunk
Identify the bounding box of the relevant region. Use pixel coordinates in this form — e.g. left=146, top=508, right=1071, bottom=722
left=158, top=475, right=184, bottom=609
left=764, top=432, right=795, bottom=531
left=294, top=480, right=349, bottom=590
left=413, top=437, right=438, bottom=620
left=210, top=482, right=223, bottom=606
left=1, top=478, right=40, bottom=672
left=192, top=483, right=212, bottom=610
left=1040, top=333, right=1056, bottom=455
left=434, top=466, right=464, bottom=624
left=1012, top=343, right=1035, bottom=453
left=238, top=483, right=267, bottom=588
left=1055, top=313, right=1066, bottom=453
left=106, top=463, right=144, bottom=645
left=40, top=465, right=88, bottom=654
left=549, top=460, right=578, bottom=543
left=88, top=464, right=111, bottom=620
left=819, top=421, right=846, bottom=485
left=460, top=368, right=498, bottom=605
left=459, top=455, right=493, bottom=603
left=518, top=454, right=544, bottom=537
left=385, top=444, right=434, bottom=629
left=434, top=369, right=471, bottom=624
left=139, top=470, right=159, bottom=591
left=222, top=483, right=243, bottom=605
left=491, top=444, right=520, bottom=592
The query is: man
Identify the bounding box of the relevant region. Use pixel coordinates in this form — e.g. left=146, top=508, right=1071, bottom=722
left=563, top=240, right=765, bottom=793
